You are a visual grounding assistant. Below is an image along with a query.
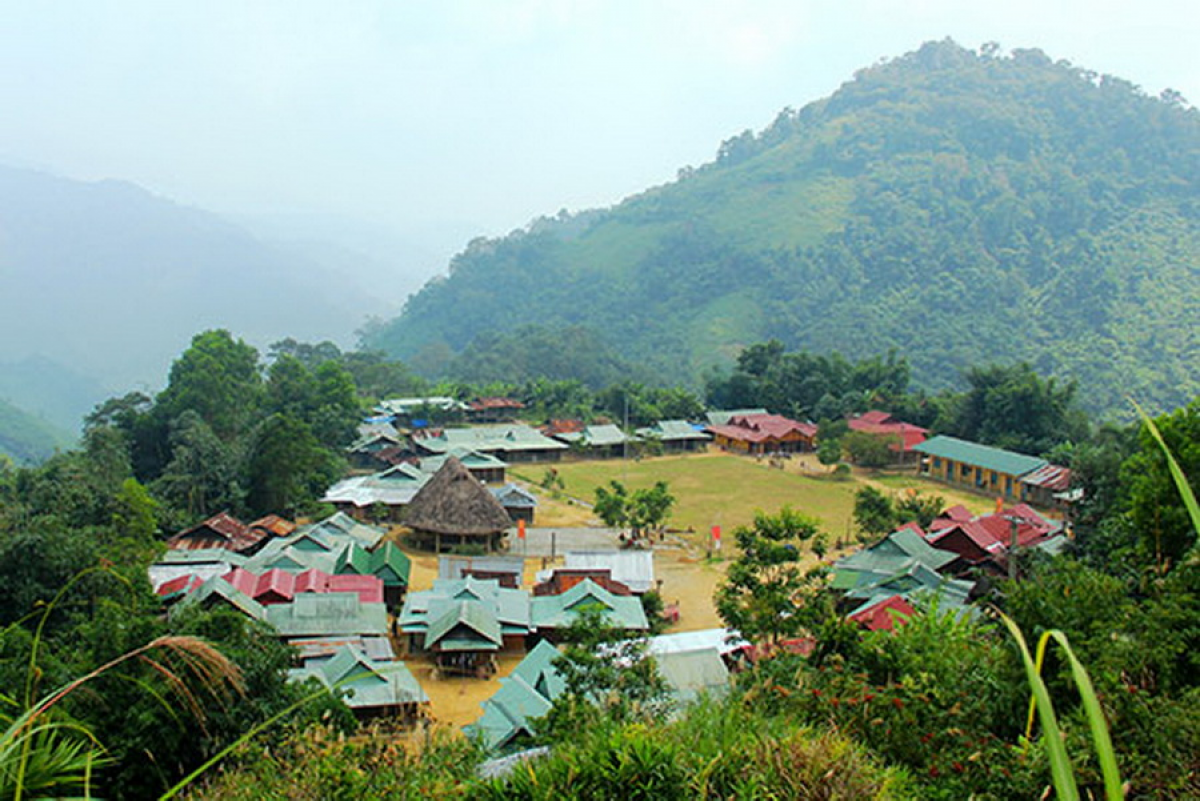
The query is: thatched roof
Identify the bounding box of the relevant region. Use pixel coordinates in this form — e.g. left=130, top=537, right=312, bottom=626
left=404, top=457, right=513, bottom=536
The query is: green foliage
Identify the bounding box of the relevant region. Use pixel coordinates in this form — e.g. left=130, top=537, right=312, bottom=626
left=627, top=481, right=675, bottom=538
left=593, top=480, right=629, bottom=530
left=707, top=343, right=912, bottom=422
left=483, top=695, right=911, bottom=799
left=998, top=613, right=1122, bottom=801
left=853, top=486, right=897, bottom=537
left=156, top=330, right=264, bottom=441
left=853, top=487, right=945, bottom=537
left=185, top=724, right=484, bottom=799
left=843, top=430, right=899, bottom=468
left=949, top=363, right=1089, bottom=456
left=1124, top=397, right=1200, bottom=567
left=715, top=507, right=825, bottom=644
left=539, top=608, right=670, bottom=741
left=243, top=413, right=342, bottom=518
left=816, top=434, right=843, bottom=468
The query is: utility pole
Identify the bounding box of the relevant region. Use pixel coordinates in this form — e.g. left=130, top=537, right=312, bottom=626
left=1003, top=514, right=1025, bottom=581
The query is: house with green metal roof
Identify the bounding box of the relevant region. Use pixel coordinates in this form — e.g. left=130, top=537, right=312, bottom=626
left=288, top=645, right=428, bottom=721
left=839, top=559, right=976, bottom=618
left=635, top=420, right=712, bottom=453
left=551, top=424, right=637, bottom=459
left=912, top=435, right=1048, bottom=500
left=296, top=512, right=387, bottom=549
left=834, top=528, right=956, bottom=585
left=177, top=577, right=268, bottom=621
left=400, top=577, right=533, bottom=675
left=463, top=640, right=564, bottom=750
left=530, top=578, right=649, bottom=634
left=266, top=592, right=389, bottom=639
left=413, top=424, right=568, bottom=463
left=424, top=600, right=504, bottom=653
left=420, top=448, right=508, bottom=484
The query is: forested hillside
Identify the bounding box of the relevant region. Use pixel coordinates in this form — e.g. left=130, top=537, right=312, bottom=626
left=365, top=40, right=1200, bottom=417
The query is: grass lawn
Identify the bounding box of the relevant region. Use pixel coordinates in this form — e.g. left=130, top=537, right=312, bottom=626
left=514, top=452, right=862, bottom=540
left=512, top=451, right=1000, bottom=544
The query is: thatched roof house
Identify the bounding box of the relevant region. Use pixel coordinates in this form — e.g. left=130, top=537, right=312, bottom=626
left=404, top=456, right=513, bottom=552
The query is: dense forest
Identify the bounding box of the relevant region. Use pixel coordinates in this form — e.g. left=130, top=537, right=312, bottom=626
left=365, top=39, right=1200, bottom=418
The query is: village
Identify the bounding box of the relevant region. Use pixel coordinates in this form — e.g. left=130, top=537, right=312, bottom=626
left=143, top=395, right=1078, bottom=754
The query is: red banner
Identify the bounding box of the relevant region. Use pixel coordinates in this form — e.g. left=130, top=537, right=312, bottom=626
left=518, top=518, right=526, bottom=539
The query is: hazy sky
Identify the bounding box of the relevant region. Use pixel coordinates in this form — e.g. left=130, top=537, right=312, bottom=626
left=1, top=0, right=1197, bottom=270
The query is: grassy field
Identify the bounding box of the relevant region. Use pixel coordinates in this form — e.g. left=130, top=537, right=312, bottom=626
left=512, top=451, right=998, bottom=544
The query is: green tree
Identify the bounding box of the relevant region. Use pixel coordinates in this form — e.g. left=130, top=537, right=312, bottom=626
left=1122, top=397, right=1200, bottom=568
left=628, top=481, right=675, bottom=539
left=715, top=507, right=823, bottom=645
left=817, top=437, right=843, bottom=469
left=539, top=608, right=669, bottom=740
left=843, top=430, right=898, bottom=468
left=894, top=490, right=945, bottom=530
left=156, top=330, right=264, bottom=441
left=853, top=486, right=896, bottom=537
left=155, top=411, right=242, bottom=518
left=593, top=481, right=629, bottom=531
left=243, top=414, right=340, bottom=518
left=951, top=363, right=1088, bottom=456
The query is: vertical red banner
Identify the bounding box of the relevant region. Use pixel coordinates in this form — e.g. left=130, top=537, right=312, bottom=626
left=518, top=518, right=526, bottom=539
left=712, top=525, right=721, bottom=550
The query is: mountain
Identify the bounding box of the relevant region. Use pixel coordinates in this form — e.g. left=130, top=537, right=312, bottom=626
left=0, top=167, right=392, bottom=425
left=364, top=40, right=1200, bottom=417
left=0, top=395, right=73, bottom=465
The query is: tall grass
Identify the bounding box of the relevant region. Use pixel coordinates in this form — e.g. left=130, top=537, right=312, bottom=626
left=1131, top=399, right=1200, bottom=560
left=0, top=569, right=245, bottom=799
left=998, top=613, right=1123, bottom=801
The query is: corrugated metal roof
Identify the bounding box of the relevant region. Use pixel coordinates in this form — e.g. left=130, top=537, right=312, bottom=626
left=636, top=420, right=712, bottom=442
left=1020, top=463, right=1072, bottom=491
left=492, top=484, right=538, bottom=509
left=563, top=550, right=655, bottom=593
left=848, top=594, right=916, bottom=632
left=267, top=593, right=389, bottom=638
left=705, top=409, right=769, bottom=426
left=837, top=529, right=956, bottom=574
left=529, top=579, right=648, bottom=631
left=415, top=425, right=568, bottom=455
left=913, top=435, right=1047, bottom=477
left=643, top=628, right=747, bottom=657
left=440, top=555, right=526, bottom=583
left=424, top=600, right=504, bottom=651
left=288, top=646, right=427, bottom=709
left=656, top=648, right=730, bottom=703
left=400, top=577, right=532, bottom=637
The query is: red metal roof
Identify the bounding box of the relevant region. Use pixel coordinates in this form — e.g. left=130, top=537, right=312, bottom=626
left=249, top=515, right=296, bottom=538
left=156, top=574, right=205, bottom=597
left=707, top=413, right=817, bottom=444
left=1020, top=464, right=1072, bottom=492
left=847, top=411, right=929, bottom=452
left=220, top=567, right=384, bottom=604
left=542, top=419, right=586, bottom=435
left=469, top=397, right=525, bottom=411
left=928, top=505, right=1059, bottom=564
left=166, top=511, right=264, bottom=553
left=849, top=595, right=916, bottom=632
